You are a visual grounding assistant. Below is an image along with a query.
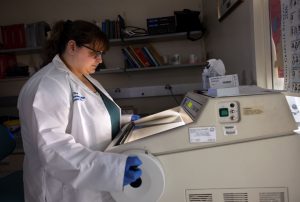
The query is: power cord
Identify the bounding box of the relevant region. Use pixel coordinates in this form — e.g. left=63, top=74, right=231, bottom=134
left=165, top=84, right=180, bottom=105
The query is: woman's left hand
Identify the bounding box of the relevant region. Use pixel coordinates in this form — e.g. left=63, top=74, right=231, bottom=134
left=131, top=114, right=140, bottom=121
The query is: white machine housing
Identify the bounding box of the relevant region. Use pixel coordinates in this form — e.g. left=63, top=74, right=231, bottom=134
left=106, top=89, right=300, bottom=202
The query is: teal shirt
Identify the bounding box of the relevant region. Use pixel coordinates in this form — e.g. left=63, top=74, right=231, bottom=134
left=88, top=78, right=121, bottom=140
left=98, top=90, right=120, bottom=139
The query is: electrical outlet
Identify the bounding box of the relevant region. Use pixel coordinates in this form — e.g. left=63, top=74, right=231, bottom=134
left=165, top=84, right=172, bottom=90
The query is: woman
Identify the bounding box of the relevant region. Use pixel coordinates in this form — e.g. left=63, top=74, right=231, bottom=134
left=17, top=20, right=142, bottom=202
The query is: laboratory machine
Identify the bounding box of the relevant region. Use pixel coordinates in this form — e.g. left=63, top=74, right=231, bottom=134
left=106, top=86, right=300, bottom=202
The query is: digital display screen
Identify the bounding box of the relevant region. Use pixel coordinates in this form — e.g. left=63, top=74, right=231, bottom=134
left=219, top=108, right=229, bottom=117
left=181, top=96, right=204, bottom=120
left=187, top=101, right=193, bottom=108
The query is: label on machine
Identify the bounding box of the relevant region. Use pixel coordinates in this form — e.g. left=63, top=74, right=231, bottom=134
left=189, top=127, right=216, bottom=143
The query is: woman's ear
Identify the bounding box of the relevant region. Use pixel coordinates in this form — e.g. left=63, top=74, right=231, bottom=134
left=66, top=40, right=77, bottom=55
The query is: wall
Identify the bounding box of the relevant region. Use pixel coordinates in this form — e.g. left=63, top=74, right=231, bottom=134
left=203, top=0, right=258, bottom=85
left=0, top=0, right=206, bottom=115
left=0, top=0, right=201, bottom=26
left=0, top=0, right=271, bottom=115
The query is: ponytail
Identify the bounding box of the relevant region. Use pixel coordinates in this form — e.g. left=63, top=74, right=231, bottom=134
left=42, top=20, right=109, bottom=66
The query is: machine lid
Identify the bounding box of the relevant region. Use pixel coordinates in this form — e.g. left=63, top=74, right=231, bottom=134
left=111, top=150, right=165, bottom=202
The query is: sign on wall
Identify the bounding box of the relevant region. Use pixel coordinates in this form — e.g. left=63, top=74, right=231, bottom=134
left=281, top=0, right=300, bottom=92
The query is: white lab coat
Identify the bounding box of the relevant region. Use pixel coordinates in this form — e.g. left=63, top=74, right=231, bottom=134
left=18, top=55, right=130, bottom=202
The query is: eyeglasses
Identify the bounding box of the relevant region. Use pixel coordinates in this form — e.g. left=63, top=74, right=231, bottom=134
left=82, top=45, right=104, bottom=58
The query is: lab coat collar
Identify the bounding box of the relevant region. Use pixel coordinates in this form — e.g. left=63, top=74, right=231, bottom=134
left=52, top=54, right=80, bottom=80
left=51, top=54, right=114, bottom=101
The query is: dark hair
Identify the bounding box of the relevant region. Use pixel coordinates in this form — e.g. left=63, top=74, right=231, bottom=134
left=43, top=20, right=109, bottom=65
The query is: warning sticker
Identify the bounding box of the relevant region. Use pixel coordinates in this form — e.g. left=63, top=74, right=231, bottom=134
left=223, top=125, right=238, bottom=136
left=189, top=127, right=216, bottom=143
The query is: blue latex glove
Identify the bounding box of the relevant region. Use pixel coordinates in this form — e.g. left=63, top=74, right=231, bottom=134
left=131, top=114, right=140, bottom=121
left=123, top=156, right=142, bottom=186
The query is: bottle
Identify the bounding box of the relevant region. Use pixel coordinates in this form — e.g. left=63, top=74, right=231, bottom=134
left=202, top=67, right=209, bottom=90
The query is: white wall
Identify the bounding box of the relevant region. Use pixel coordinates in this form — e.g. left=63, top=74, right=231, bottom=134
left=0, top=0, right=271, bottom=115
left=0, top=0, right=201, bottom=26
left=203, top=0, right=261, bottom=85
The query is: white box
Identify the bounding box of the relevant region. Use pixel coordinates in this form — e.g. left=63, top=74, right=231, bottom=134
left=209, top=74, right=239, bottom=89
left=207, top=86, right=240, bottom=97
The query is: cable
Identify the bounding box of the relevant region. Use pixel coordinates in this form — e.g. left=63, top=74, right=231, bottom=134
left=165, top=84, right=180, bottom=105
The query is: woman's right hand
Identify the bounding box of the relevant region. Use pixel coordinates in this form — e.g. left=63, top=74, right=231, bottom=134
left=123, top=156, right=142, bottom=186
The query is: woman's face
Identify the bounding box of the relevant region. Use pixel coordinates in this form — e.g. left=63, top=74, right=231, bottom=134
left=73, top=42, right=104, bottom=75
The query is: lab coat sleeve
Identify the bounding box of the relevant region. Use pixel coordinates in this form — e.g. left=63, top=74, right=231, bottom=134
left=32, top=76, right=127, bottom=192
left=121, top=114, right=132, bottom=126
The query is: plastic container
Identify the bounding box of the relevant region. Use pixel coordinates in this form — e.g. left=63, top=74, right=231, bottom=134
left=202, top=67, right=210, bottom=90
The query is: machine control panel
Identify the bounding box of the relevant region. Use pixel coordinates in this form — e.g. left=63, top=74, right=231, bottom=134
left=217, top=101, right=240, bottom=123
left=181, top=96, right=204, bottom=120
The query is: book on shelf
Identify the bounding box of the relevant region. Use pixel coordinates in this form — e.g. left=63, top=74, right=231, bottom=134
left=126, top=46, right=144, bottom=67
left=23, top=21, right=50, bottom=48
left=140, top=47, right=156, bottom=66
left=141, top=46, right=159, bottom=66
left=121, top=43, right=164, bottom=69
left=121, top=48, right=140, bottom=68
left=127, top=44, right=163, bottom=67
left=0, top=54, right=17, bottom=78
left=101, top=21, right=106, bottom=35
left=146, top=44, right=164, bottom=65
left=132, top=46, right=151, bottom=67
left=115, top=19, right=120, bottom=39
left=1, top=24, right=26, bottom=49
left=101, top=19, right=121, bottom=39
left=105, top=19, right=111, bottom=39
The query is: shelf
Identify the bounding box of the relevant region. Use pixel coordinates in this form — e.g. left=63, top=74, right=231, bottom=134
left=95, top=63, right=206, bottom=74
left=0, top=31, right=202, bottom=54
left=0, top=47, right=42, bottom=54
left=125, top=63, right=206, bottom=72
left=0, top=63, right=206, bottom=83
left=96, top=67, right=125, bottom=74
left=0, top=31, right=205, bottom=82
left=0, top=96, right=18, bottom=106
left=0, top=76, right=29, bottom=82
left=0, top=31, right=203, bottom=54
left=109, top=31, right=204, bottom=45
left=0, top=31, right=204, bottom=54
